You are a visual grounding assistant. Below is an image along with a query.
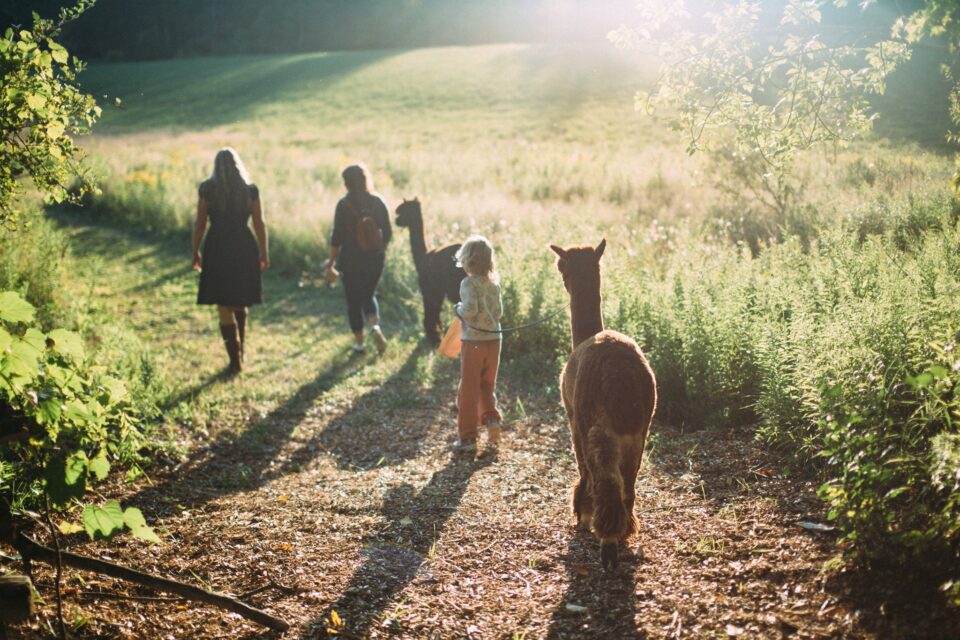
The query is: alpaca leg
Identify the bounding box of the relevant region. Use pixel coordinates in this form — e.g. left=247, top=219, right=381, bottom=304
left=597, top=472, right=624, bottom=571
left=423, top=296, right=442, bottom=345
left=572, top=475, right=593, bottom=531
left=600, top=542, right=619, bottom=571
left=623, top=461, right=644, bottom=563
left=621, top=459, right=641, bottom=538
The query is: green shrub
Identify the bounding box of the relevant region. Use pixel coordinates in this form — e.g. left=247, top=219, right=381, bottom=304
left=818, top=329, right=960, bottom=584
left=0, top=291, right=158, bottom=541
left=0, top=211, right=68, bottom=327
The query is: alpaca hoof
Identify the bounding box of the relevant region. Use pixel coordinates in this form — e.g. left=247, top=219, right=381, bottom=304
left=600, top=543, right=618, bottom=571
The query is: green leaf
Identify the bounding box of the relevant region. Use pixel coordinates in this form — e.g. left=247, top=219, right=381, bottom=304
left=58, top=520, right=84, bottom=535
left=64, top=450, right=88, bottom=485
left=122, top=507, right=161, bottom=543
left=908, top=372, right=933, bottom=389
left=4, top=340, right=42, bottom=379
left=88, top=450, right=110, bottom=481
left=47, top=328, right=84, bottom=361
left=125, top=464, right=144, bottom=483
left=82, top=501, right=124, bottom=540
left=22, top=328, right=46, bottom=352
left=99, top=376, right=127, bottom=402
left=928, top=365, right=949, bottom=379
left=63, top=400, right=92, bottom=425
left=38, top=398, right=61, bottom=425
left=46, top=120, right=65, bottom=140
left=24, top=93, right=46, bottom=110
left=44, top=453, right=87, bottom=506
left=0, top=327, right=11, bottom=352
left=0, top=291, right=35, bottom=323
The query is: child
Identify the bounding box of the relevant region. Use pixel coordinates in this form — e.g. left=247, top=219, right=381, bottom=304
left=453, top=235, right=504, bottom=452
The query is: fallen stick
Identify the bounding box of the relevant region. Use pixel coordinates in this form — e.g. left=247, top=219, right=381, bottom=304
left=16, top=533, right=289, bottom=632
left=239, top=580, right=301, bottom=600
left=78, top=590, right=183, bottom=603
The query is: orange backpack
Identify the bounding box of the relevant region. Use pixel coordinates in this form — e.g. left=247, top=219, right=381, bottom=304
left=347, top=198, right=384, bottom=253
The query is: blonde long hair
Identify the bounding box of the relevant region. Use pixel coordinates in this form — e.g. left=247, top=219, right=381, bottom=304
left=207, top=147, right=252, bottom=211
left=456, top=235, right=499, bottom=283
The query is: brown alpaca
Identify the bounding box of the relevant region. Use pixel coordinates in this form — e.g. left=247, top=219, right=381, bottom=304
left=395, top=198, right=465, bottom=344
left=549, top=239, right=657, bottom=570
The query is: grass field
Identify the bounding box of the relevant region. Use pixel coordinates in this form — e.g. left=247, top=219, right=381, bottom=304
left=75, top=42, right=953, bottom=258
left=8, top=42, right=959, bottom=637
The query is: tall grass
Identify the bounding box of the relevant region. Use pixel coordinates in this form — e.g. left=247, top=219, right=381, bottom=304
left=0, top=210, right=68, bottom=326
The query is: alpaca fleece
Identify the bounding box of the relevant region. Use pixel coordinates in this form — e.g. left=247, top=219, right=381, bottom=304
left=551, top=240, right=657, bottom=570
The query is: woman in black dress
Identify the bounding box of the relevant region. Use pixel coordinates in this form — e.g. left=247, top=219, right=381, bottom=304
left=192, top=148, right=269, bottom=374
left=325, top=163, right=391, bottom=354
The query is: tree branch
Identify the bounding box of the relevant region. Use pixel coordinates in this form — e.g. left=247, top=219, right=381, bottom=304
left=15, top=532, right=290, bottom=632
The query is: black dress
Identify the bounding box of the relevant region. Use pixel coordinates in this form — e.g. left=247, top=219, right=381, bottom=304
left=196, top=180, right=262, bottom=306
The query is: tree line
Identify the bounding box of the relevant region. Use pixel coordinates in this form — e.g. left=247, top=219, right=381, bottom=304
left=2, top=0, right=639, bottom=61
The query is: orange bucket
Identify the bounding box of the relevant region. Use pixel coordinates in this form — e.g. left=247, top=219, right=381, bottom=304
left=438, top=319, right=462, bottom=358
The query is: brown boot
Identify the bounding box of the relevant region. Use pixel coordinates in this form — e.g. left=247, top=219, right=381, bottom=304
left=233, top=309, right=247, bottom=364
left=219, top=324, right=242, bottom=374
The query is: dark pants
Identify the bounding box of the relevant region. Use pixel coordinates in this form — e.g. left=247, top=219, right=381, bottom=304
left=340, top=256, right=384, bottom=332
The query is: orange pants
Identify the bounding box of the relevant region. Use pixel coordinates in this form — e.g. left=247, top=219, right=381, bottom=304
left=457, top=340, right=502, bottom=440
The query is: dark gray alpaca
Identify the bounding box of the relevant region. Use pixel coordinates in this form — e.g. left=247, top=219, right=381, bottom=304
left=395, top=198, right=465, bottom=344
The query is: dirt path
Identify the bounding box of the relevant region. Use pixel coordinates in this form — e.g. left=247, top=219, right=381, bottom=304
left=12, top=220, right=959, bottom=639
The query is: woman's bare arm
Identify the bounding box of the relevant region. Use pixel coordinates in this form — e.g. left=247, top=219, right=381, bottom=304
left=251, top=196, right=269, bottom=270
left=192, top=198, right=208, bottom=271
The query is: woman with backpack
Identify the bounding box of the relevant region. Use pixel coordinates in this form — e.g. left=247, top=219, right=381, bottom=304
left=325, top=163, right=392, bottom=354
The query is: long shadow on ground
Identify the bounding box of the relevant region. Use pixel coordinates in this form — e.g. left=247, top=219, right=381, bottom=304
left=546, top=530, right=643, bottom=640
left=301, top=452, right=493, bottom=639
left=129, top=346, right=410, bottom=516
left=271, top=342, right=451, bottom=474
left=127, top=340, right=450, bottom=523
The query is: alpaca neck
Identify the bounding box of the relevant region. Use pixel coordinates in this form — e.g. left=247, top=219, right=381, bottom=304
left=408, top=219, right=428, bottom=268
left=569, top=288, right=603, bottom=348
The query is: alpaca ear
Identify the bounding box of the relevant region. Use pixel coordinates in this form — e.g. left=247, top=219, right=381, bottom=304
left=595, top=238, right=606, bottom=259
left=402, top=197, right=408, bottom=203
left=413, top=197, right=420, bottom=203
left=549, top=244, right=568, bottom=259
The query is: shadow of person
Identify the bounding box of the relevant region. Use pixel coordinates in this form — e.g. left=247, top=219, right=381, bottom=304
left=303, top=453, right=492, bottom=639
left=159, top=370, right=224, bottom=411
left=273, top=341, right=453, bottom=474
left=545, top=529, right=645, bottom=639
left=126, top=346, right=374, bottom=516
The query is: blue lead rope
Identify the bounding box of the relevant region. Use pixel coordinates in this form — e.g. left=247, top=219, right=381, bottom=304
left=454, top=306, right=567, bottom=335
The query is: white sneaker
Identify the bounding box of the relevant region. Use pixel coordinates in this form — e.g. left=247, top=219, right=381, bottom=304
left=372, top=328, right=388, bottom=355
left=486, top=422, right=502, bottom=446
left=452, top=437, right=477, bottom=453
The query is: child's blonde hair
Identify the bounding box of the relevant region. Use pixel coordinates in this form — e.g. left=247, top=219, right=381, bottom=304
left=456, top=235, right=498, bottom=283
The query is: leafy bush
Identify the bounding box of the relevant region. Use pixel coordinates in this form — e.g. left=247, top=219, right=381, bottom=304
left=0, top=291, right=156, bottom=541
left=603, top=194, right=960, bottom=582
left=818, top=331, right=960, bottom=588
left=0, top=4, right=100, bottom=223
